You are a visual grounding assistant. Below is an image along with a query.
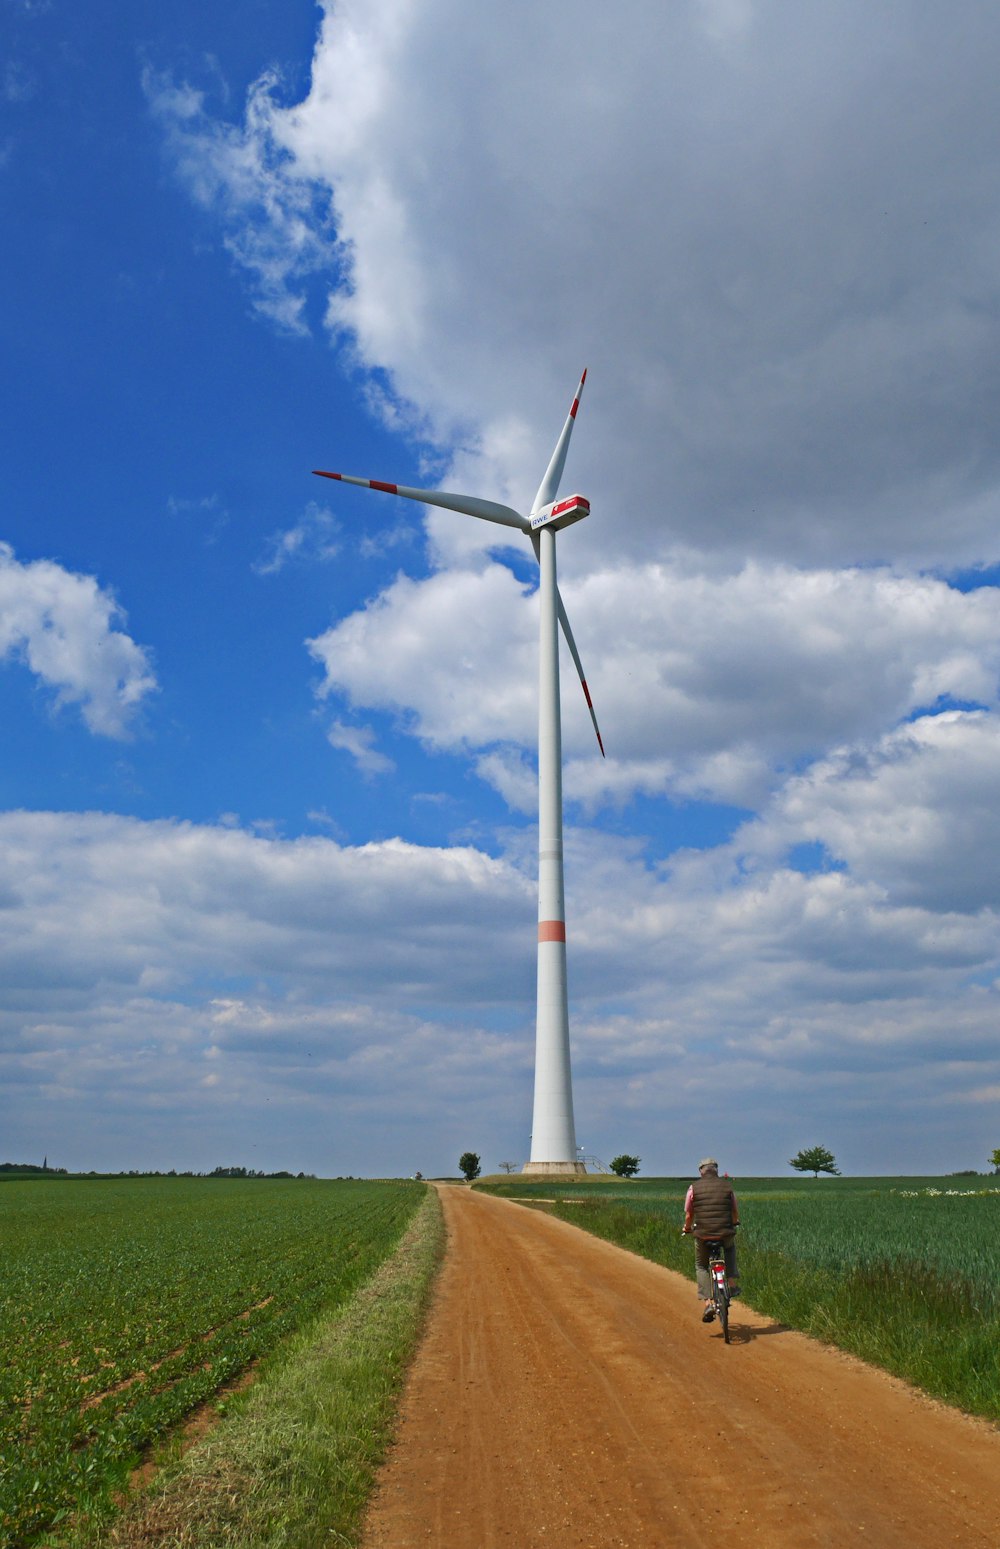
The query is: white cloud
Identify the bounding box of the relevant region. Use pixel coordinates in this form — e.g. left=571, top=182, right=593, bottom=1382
left=2, top=806, right=1000, bottom=1175
left=254, top=502, right=339, bottom=574
left=308, top=562, right=535, bottom=751
left=0, top=542, right=156, bottom=737
left=0, top=812, right=530, bottom=1005
left=748, top=711, right=1000, bottom=913
left=119, top=6, right=1000, bottom=1174
left=309, top=557, right=1000, bottom=807
left=325, top=718, right=395, bottom=776
left=153, top=0, right=1000, bottom=569
left=474, top=749, right=536, bottom=815
left=0, top=810, right=537, bottom=1169
left=144, top=65, right=337, bottom=335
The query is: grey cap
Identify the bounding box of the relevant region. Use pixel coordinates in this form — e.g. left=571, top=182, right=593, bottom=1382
left=698, top=1157, right=719, bottom=1171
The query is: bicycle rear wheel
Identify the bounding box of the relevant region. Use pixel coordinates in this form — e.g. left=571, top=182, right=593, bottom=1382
left=718, top=1288, right=730, bottom=1342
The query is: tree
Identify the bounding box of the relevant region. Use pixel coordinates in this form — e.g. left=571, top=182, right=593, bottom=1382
left=609, top=1154, right=641, bottom=1178
left=498, top=1161, right=518, bottom=1174
left=989, top=1148, right=1000, bottom=1174
left=789, top=1146, right=840, bottom=1177
left=458, top=1151, right=481, bottom=1181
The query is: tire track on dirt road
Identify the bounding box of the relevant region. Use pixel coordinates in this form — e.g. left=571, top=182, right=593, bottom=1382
left=361, top=1185, right=1000, bottom=1548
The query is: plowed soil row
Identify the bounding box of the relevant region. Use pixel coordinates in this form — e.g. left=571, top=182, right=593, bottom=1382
left=361, top=1185, right=1000, bottom=1548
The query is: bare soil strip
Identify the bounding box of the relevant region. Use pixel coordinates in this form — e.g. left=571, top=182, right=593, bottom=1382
left=80, top=1296, right=274, bottom=1413
left=361, top=1185, right=1000, bottom=1549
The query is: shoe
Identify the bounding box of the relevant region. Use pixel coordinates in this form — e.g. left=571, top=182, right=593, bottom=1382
left=729, top=1286, right=741, bottom=1299
left=702, top=1306, right=715, bottom=1323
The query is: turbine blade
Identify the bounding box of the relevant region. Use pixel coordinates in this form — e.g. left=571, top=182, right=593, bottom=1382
left=312, top=471, right=528, bottom=532
left=531, top=368, right=587, bottom=516
left=557, top=589, right=605, bottom=758
left=531, top=528, right=603, bottom=755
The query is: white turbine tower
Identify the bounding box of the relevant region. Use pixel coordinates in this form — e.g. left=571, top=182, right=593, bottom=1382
left=314, top=371, right=601, bottom=1177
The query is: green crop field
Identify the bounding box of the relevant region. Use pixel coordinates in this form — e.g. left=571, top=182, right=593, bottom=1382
left=479, top=1174, right=1000, bottom=1421
left=1, top=1177, right=424, bottom=1547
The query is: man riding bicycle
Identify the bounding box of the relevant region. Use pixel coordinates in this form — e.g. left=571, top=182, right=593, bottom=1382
left=682, top=1157, right=741, bottom=1322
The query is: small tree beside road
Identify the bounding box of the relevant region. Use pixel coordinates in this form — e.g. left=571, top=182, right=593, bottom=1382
left=609, top=1154, right=641, bottom=1178
left=458, top=1151, right=482, bottom=1181
left=789, top=1146, right=840, bottom=1177
left=989, top=1148, right=1000, bottom=1174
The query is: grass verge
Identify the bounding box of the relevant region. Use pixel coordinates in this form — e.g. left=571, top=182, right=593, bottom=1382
left=52, top=1185, right=444, bottom=1549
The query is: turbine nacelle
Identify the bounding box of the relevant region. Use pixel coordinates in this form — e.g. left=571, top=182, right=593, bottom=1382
left=529, top=493, right=590, bottom=533
left=312, top=370, right=603, bottom=760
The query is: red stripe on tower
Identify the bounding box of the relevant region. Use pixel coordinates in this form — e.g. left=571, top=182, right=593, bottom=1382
left=538, top=920, right=567, bottom=943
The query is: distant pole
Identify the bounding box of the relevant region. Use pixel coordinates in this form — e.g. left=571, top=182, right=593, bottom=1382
left=524, top=526, right=584, bottom=1176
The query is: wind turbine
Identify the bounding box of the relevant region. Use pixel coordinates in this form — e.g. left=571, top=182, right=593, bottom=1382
left=314, top=370, right=601, bottom=1176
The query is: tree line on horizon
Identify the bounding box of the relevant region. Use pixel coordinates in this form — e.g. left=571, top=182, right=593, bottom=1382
left=0, top=1161, right=316, bottom=1180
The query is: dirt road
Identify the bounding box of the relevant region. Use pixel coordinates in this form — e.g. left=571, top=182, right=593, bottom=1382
left=361, top=1185, right=1000, bottom=1548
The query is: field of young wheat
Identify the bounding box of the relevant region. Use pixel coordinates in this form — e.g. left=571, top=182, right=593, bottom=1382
left=1, top=1177, right=423, bottom=1547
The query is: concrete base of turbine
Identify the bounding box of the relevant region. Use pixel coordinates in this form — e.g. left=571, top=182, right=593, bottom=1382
left=521, top=1160, right=587, bottom=1176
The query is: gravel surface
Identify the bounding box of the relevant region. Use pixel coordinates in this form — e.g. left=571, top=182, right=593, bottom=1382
left=361, top=1184, right=1000, bottom=1548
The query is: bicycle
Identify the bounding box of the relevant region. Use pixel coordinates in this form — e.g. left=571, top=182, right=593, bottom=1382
left=705, top=1237, right=732, bottom=1343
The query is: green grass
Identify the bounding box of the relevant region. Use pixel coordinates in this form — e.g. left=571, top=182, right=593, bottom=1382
left=477, top=1174, right=1000, bottom=1422
left=2, top=1178, right=427, bottom=1546
left=53, top=1185, right=445, bottom=1549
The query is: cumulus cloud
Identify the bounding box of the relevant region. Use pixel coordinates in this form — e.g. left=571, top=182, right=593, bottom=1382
left=0, top=542, right=156, bottom=737
left=308, top=562, right=535, bottom=749
left=309, top=558, right=1000, bottom=807
left=2, top=807, right=1000, bottom=1173
left=120, top=6, right=1000, bottom=1172
left=0, top=812, right=530, bottom=1007
left=748, top=711, right=1000, bottom=914
left=152, top=0, right=1000, bottom=569
left=0, top=810, right=536, bottom=1168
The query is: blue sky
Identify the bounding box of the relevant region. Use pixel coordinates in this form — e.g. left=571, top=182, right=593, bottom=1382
left=4, top=0, right=1000, bottom=1178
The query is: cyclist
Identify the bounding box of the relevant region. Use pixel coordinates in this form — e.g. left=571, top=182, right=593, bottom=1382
left=682, top=1157, right=741, bottom=1322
